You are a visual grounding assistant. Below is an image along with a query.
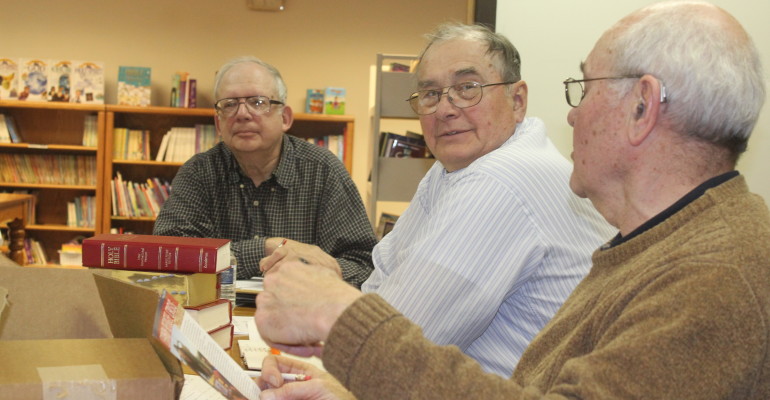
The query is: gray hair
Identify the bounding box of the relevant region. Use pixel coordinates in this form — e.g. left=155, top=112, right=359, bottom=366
left=213, top=56, right=288, bottom=103
left=416, top=22, right=522, bottom=83
left=609, top=1, right=765, bottom=158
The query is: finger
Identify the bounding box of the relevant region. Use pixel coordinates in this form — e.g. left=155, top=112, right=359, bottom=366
left=260, top=250, right=286, bottom=273
left=270, top=342, right=324, bottom=358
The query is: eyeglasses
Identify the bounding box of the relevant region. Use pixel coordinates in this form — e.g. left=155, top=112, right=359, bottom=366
left=214, top=96, right=284, bottom=117
left=406, top=81, right=515, bottom=115
left=563, top=76, right=645, bottom=108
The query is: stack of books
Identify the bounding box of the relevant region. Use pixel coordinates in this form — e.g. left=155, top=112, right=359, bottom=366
left=82, top=233, right=235, bottom=349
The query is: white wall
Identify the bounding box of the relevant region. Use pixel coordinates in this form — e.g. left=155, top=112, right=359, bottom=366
left=497, top=0, right=770, bottom=203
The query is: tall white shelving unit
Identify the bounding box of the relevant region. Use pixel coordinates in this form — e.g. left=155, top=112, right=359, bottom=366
left=369, top=53, right=435, bottom=226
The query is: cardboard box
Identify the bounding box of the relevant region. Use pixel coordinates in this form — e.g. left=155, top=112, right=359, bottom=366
left=0, top=265, right=184, bottom=399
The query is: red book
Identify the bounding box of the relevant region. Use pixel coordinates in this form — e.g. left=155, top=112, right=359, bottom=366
left=208, top=323, right=234, bottom=350
left=82, top=233, right=231, bottom=273
left=184, top=298, right=233, bottom=332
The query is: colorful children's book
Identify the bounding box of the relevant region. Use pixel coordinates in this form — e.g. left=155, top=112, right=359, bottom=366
left=0, top=58, right=19, bottom=100
left=47, top=60, right=73, bottom=102
left=19, top=58, right=49, bottom=102
left=118, top=66, right=152, bottom=107
left=305, top=89, right=324, bottom=113
left=70, top=61, right=104, bottom=104
left=324, top=87, right=346, bottom=115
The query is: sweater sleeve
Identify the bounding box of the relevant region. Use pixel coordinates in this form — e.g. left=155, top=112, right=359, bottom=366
left=323, top=294, right=526, bottom=400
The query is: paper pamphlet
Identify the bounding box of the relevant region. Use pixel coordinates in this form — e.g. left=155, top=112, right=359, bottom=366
left=153, top=291, right=260, bottom=400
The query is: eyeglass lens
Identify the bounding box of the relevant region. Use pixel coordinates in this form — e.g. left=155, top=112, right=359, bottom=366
left=566, top=81, right=584, bottom=108
left=217, top=97, right=272, bottom=116
left=409, top=82, right=483, bottom=115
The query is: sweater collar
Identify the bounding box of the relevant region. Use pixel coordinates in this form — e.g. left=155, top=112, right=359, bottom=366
left=604, top=171, right=740, bottom=250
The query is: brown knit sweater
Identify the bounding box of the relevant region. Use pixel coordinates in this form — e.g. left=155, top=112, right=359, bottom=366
left=323, top=175, right=770, bottom=399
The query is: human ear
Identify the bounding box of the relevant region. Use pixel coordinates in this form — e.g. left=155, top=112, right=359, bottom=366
left=281, top=105, right=294, bottom=132
left=511, top=80, right=528, bottom=122
left=628, top=75, right=662, bottom=146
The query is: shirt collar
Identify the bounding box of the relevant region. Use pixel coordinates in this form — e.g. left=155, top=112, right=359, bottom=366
left=223, top=135, right=295, bottom=189
left=605, top=170, right=740, bottom=248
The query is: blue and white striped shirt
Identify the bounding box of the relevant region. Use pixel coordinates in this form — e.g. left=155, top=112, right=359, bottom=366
left=363, top=117, right=615, bottom=377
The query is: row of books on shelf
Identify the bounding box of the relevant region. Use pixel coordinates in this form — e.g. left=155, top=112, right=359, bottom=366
left=117, top=67, right=200, bottom=108
left=0, top=153, right=97, bottom=185
left=170, top=71, right=197, bottom=108
left=0, top=58, right=104, bottom=103
left=378, top=131, right=432, bottom=158
left=305, top=135, right=344, bottom=161
left=156, top=125, right=219, bottom=162
left=0, top=112, right=98, bottom=146
left=113, top=128, right=150, bottom=161
left=66, top=195, right=96, bottom=228
left=23, top=237, right=48, bottom=265
left=111, top=173, right=171, bottom=218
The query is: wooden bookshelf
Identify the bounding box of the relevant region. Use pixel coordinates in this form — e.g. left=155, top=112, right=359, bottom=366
left=0, top=100, right=105, bottom=264
left=0, top=101, right=355, bottom=262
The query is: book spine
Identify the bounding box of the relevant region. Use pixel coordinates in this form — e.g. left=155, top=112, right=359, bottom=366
left=82, top=240, right=221, bottom=273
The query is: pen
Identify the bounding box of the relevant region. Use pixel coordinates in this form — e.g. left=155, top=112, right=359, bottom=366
left=245, top=370, right=310, bottom=381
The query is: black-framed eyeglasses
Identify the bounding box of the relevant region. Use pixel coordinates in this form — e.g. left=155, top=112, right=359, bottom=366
left=563, top=76, right=645, bottom=108
left=214, top=96, right=284, bottom=117
left=406, top=81, right=515, bottom=115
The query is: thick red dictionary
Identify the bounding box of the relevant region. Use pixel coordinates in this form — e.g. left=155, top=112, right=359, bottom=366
left=82, top=233, right=231, bottom=273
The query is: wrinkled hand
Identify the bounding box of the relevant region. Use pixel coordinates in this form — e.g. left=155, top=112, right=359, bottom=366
left=260, top=238, right=342, bottom=278
left=257, top=355, right=355, bottom=400
left=255, top=261, right=363, bottom=357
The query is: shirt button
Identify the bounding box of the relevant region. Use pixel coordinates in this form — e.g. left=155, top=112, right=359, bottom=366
left=271, top=188, right=275, bottom=192
left=240, top=184, right=245, bottom=189
left=253, top=200, right=259, bottom=207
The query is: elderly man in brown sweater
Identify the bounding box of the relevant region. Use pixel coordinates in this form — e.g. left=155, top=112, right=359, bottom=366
left=253, top=1, right=770, bottom=399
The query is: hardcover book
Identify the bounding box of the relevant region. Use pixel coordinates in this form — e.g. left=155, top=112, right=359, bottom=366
left=82, top=233, right=231, bottom=273
left=18, top=58, right=49, bottom=102
left=323, top=87, right=345, bottom=115
left=90, top=268, right=227, bottom=307
left=184, top=298, right=233, bottom=332
left=208, top=323, right=234, bottom=350
left=0, top=58, right=19, bottom=100
left=70, top=61, right=104, bottom=104
left=118, top=66, right=152, bottom=107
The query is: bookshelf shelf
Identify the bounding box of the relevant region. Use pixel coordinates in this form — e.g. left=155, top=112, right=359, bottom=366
left=0, top=143, right=97, bottom=152
left=26, top=224, right=95, bottom=233
left=0, top=183, right=97, bottom=190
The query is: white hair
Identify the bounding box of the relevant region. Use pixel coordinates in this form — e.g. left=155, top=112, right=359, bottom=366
left=213, top=56, right=288, bottom=103
left=609, top=1, right=765, bottom=157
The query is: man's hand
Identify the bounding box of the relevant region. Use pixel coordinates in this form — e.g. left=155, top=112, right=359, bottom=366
left=257, top=355, right=355, bottom=400
left=260, top=238, right=342, bottom=278
left=255, top=261, right=363, bottom=356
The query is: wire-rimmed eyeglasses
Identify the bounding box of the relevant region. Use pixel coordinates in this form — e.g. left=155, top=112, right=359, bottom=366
left=214, top=96, right=284, bottom=117
left=406, top=81, right=515, bottom=115
left=563, top=76, right=669, bottom=108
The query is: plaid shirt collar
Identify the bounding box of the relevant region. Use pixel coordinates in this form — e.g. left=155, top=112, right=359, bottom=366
left=223, top=135, right=297, bottom=189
